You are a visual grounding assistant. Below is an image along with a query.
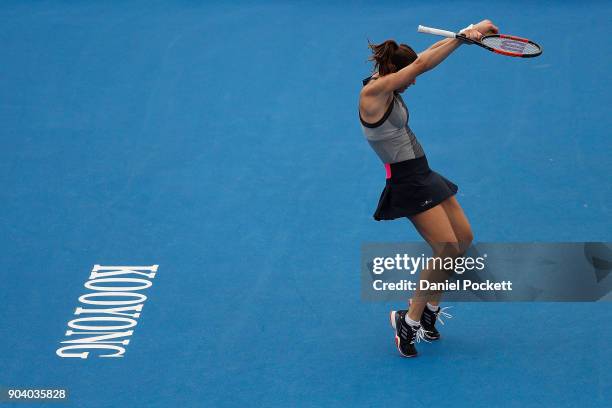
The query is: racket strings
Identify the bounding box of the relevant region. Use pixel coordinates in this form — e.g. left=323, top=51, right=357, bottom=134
left=482, top=37, right=541, bottom=55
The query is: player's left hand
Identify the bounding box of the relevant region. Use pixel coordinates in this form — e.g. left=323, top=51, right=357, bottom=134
left=462, top=28, right=483, bottom=42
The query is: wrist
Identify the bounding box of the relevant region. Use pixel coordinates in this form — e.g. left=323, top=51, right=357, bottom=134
left=459, top=23, right=474, bottom=34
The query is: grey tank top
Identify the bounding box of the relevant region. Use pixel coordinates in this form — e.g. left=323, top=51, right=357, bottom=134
left=360, top=79, right=425, bottom=164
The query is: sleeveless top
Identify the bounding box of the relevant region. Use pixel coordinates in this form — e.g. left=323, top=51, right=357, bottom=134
left=359, top=76, right=425, bottom=164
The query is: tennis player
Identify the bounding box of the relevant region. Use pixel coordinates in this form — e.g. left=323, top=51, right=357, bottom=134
left=359, top=19, right=499, bottom=357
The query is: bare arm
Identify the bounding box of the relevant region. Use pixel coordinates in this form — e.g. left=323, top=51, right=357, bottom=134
left=363, top=37, right=465, bottom=95
left=363, top=19, right=499, bottom=96
left=360, top=19, right=499, bottom=120
left=418, top=38, right=453, bottom=57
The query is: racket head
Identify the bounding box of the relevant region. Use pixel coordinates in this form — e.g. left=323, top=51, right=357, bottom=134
left=480, top=34, right=542, bottom=57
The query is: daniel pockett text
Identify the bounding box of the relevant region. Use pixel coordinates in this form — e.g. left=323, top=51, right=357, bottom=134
left=56, top=265, right=158, bottom=359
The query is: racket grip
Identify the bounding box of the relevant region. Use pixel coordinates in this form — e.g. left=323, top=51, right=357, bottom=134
left=417, top=25, right=457, bottom=38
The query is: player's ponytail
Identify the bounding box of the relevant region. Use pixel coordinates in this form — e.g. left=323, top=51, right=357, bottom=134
left=368, top=39, right=418, bottom=76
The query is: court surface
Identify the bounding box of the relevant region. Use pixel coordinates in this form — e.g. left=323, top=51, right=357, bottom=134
left=1, top=1, right=610, bottom=407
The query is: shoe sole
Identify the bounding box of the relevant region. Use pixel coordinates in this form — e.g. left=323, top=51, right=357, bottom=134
left=389, top=311, right=417, bottom=358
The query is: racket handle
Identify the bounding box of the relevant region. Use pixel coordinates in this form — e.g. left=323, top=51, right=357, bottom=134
left=417, top=25, right=457, bottom=38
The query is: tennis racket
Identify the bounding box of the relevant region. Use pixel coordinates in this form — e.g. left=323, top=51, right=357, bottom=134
left=417, top=25, right=542, bottom=58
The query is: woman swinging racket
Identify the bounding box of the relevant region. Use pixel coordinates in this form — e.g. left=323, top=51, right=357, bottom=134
left=359, top=20, right=499, bottom=357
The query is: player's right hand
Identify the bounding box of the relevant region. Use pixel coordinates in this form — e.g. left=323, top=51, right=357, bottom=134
left=474, top=19, right=499, bottom=36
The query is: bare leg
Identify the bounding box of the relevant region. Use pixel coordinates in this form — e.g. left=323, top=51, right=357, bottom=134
left=407, top=203, right=460, bottom=321
left=440, top=196, right=474, bottom=253
left=427, top=196, right=474, bottom=307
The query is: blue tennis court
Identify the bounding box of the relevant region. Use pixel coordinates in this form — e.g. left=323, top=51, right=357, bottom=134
left=1, top=1, right=610, bottom=407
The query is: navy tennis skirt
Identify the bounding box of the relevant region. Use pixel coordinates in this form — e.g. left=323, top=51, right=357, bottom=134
left=373, top=155, right=458, bottom=220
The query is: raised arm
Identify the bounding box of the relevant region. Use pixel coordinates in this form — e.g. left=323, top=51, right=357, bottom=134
left=417, top=38, right=454, bottom=57
left=363, top=20, right=498, bottom=96
left=364, top=35, right=470, bottom=95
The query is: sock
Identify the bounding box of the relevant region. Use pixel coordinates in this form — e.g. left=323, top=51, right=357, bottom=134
left=404, top=315, right=421, bottom=328
left=427, top=303, right=440, bottom=312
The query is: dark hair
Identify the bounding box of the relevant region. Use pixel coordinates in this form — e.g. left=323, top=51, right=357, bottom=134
left=368, top=39, right=417, bottom=76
